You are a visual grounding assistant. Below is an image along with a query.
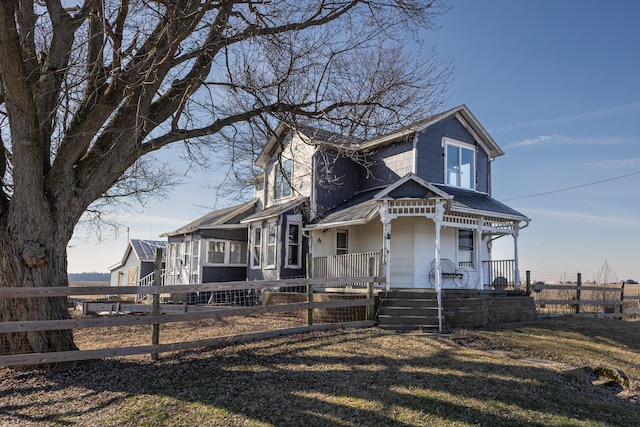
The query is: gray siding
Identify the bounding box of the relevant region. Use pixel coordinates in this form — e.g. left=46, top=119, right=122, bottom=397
left=199, top=229, right=247, bottom=241
left=416, top=115, right=490, bottom=192
left=313, top=150, right=360, bottom=214
left=359, top=139, right=413, bottom=191
left=202, top=266, right=247, bottom=283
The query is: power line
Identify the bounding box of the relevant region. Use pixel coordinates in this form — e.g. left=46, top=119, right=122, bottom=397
left=501, top=170, right=640, bottom=202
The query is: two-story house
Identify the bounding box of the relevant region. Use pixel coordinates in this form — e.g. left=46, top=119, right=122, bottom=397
left=162, top=104, right=529, bottom=291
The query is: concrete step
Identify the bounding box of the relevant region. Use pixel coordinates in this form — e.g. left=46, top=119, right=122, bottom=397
left=380, top=290, right=437, bottom=300
left=378, top=298, right=439, bottom=308
left=377, top=314, right=440, bottom=326
left=378, top=306, right=439, bottom=317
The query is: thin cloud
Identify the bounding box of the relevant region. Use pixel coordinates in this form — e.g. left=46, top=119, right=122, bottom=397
left=504, top=134, right=628, bottom=150
left=522, top=207, right=640, bottom=227
left=495, top=101, right=640, bottom=133
left=584, top=158, right=640, bottom=168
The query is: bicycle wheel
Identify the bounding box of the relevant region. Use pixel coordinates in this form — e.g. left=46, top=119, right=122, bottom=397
left=428, top=267, right=437, bottom=287
left=454, top=268, right=469, bottom=288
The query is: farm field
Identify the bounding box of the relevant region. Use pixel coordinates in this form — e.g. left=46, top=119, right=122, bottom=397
left=0, top=317, right=638, bottom=426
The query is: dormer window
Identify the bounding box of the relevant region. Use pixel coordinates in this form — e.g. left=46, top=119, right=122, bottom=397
left=445, top=138, right=475, bottom=189
left=274, top=158, right=293, bottom=199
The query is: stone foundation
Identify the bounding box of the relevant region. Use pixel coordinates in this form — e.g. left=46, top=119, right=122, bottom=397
left=263, top=292, right=368, bottom=323
left=442, top=295, right=537, bottom=329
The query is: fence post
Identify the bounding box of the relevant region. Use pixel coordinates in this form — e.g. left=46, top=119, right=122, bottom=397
left=307, top=282, right=313, bottom=326
left=526, top=271, right=531, bottom=294
left=619, top=281, right=625, bottom=317
left=151, top=248, right=162, bottom=361
left=366, top=257, right=375, bottom=320
left=575, top=273, right=581, bottom=314
left=306, top=252, right=313, bottom=278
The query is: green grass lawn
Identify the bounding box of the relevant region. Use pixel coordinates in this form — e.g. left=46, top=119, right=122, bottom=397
left=1, top=317, right=638, bottom=426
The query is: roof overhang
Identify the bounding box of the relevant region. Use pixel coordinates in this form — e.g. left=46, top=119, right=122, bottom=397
left=359, top=105, right=504, bottom=158
left=240, top=198, right=307, bottom=224
left=161, top=200, right=257, bottom=237
left=304, top=209, right=379, bottom=230
left=450, top=204, right=531, bottom=223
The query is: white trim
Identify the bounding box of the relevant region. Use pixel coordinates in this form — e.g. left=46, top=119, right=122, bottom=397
left=285, top=215, right=303, bottom=269
left=265, top=221, right=278, bottom=269
left=336, top=229, right=349, bottom=255
left=443, top=137, right=476, bottom=190
left=250, top=225, right=263, bottom=270
left=204, top=239, right=248, bottom=267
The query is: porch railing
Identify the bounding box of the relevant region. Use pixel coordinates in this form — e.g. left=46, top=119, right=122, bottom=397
left=313, top=251, right=382, bottom=280
left=136, top=268, right=179, bottom=302
left=482, top=259, right=516, bottom=289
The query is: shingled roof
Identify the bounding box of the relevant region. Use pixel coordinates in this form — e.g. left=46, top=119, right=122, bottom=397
left=306, top=174, right=528, bottom=229
left=161, top=199, right=257, bottom=237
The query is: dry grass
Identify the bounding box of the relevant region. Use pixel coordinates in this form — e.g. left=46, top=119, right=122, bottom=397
left=1, top=317, right=639, bottom=426
left=73, top=314, right=306, bottom=352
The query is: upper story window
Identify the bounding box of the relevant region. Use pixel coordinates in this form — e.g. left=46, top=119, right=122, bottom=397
left=274, top=158, right=293, bottom=199
left=445, top=139, right=475, bottom=189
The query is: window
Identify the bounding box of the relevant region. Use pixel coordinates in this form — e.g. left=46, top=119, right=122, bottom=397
left=207, top=240, right=247, bottom=265
left=252, top=226, right=262, bottom=268
left=266, top=222, right=277, bottom=268
left=274, top=158, right=293, bottom=199
left=286, top=222, right=301, bottom=268
left=458, top=229, right=474, bottom=268
left=229, top=241, right=247, bottom=264
left=191, top=241, right=200, bottom=283
left=336, top=230, right=348, bottom=255
left=207, top=241, right=226, bottom=264
left=445, top=140, right=475, bottom=189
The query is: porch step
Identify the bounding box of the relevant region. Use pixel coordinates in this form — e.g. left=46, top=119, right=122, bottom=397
left=377, top=289, right=441, bottom=331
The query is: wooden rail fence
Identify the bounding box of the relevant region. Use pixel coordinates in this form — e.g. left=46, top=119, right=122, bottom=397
left=527, top=272, right=638, bottom=318
left=0, top=276, right=381, bottom=367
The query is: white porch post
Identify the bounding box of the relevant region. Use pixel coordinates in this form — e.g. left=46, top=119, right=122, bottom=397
left=476, top=218, right=484, bottom=290
left=513, top=222, right=521, bottom=291
left=434, top=200, right=445, bottom=332
left=380, top=200, right=392, bottom=291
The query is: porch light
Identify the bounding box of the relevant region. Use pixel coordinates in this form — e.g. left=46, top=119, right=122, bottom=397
left=386, top=232, right=391, bottom=240
left=317, top=237, right=322, bottom=243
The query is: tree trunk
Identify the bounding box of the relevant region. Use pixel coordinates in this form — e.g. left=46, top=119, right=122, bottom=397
left=0, top=230, right=77, bottom=355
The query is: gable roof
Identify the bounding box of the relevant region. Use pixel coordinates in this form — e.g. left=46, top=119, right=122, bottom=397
left=161, top=199, right=257, bottom=237
left=130, top=239, right=167, bottom=262
left=109, top=239, right=166, bottom=271
left=305, top=189, right=381, bottom=229
left=374, top=173, right=451, bottom=201
left=360, top=104, right=504, bottom=158
left=255, top=123, right=361, bottom=169
left=256, top=105, right=504, bottom=170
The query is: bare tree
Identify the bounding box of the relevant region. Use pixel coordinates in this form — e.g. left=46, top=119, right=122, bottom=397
left=595, top=259, right=618, bottom=285
left=594, top=259, right=619, bottom=312
left=0, top=0, right=451, bottom=354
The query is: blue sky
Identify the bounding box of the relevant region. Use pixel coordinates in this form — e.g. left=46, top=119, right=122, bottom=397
left=69, top=0, right=640, bottom=282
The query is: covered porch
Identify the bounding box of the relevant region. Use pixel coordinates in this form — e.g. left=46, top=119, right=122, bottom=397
left=307, top=174, right=530, bottom=292
left=312, top=251, right=520, bottom=291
